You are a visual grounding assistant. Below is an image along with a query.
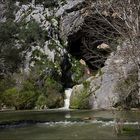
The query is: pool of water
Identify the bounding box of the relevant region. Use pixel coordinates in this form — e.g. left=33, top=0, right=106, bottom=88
left=0, top=110, right=140, bottom=140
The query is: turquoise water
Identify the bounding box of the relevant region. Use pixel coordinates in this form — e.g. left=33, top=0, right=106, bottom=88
left=0, top=110, right=140, bottom=140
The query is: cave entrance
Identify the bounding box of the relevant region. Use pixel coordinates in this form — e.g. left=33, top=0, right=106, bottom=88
left=67, top=30, right=109, bottom=71
left=67, top=14, right=119, bottom=71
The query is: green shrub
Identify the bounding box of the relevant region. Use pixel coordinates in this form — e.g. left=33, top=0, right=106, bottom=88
left=0, top=77, right=16, bottom=93
left=0, top=21, right=18, bottom=43
left=19, top=90, right=36, bottom=109
left=71, top=59, right=85, bottom=83
left=46, top=90, right=63, bottom=108
left=44, top=77, right=62, bottom=92
left=70, top=82, right=91, bottom=109
left=3, top=88, right=20, bottom=109
left=19, top=20, right=46, bottom=44
left=36, top=94, right=47, bottom=109
left=36, top=91, right=64, bottom=109
left=42, top=77, right=63, bottom=108
left=3, top=87, right=36, bottom=110
left=22, top=80, right=35, bottom=91
left=70, top=90, right=90, bottom=109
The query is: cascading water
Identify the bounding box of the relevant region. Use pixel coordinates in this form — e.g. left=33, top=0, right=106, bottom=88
left=63, top=88, right=72, bottom=109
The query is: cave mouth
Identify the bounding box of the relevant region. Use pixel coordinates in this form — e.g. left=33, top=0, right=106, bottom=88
left=67, top=31, right=110, bottom=71
left=67, top=14, right=120, bottom=71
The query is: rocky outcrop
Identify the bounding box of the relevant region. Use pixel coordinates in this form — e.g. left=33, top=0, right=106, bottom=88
left=70, top=43, right=139, bottom=109
left=57, top=0, right=86, bottom=41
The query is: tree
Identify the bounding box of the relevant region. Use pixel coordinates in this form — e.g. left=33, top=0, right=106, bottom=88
left=93, top=0, right=140, bottom=104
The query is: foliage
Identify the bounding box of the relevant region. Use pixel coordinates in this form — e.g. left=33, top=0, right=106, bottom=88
left=0, top=20, right=23, bottom=76
left=0, top=0, right=65, bottom=110
left=70, top=90, right=90, bottom=109
left=46, top=88, right=63, bottom=108
left=4, top=0, right=18, bottom=20
left=0, top=77, right=16, bottom=93
left=19, top=19, right=47, bottom=45
left=17, top=90, right=36, bottom=109
left=0, top=77, right=16, bottom=108
left=35, top=76, right=63, bottom=109
left=36, top=94, right=47, bottom=109
left=71, top=59, right=85, bottom=83
left=70, top=81, right=91, bottom=109
left=3, top=87, right=36, bottom=110
left=2, top=88, right=19, bottom=109
left=0, top=16, right=49, bottom=77
left=0, top=67, right=63, bottom=110
left=45, top=77, right=62, bottom=91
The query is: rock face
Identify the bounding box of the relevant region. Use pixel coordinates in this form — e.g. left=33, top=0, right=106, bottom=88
left=70, top=43, right=139, bottom=109
left=0, top=2, right=6, bottom=22
left=57, top=0, right=86, bottom=41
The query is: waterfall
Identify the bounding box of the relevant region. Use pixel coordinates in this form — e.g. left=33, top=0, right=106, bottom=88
left=63, top=88, right=72, bottom=109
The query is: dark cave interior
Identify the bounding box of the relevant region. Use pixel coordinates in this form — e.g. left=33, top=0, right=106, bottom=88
left=67, top=31, right=110, bottom=71
left=67, top=31, right=83, bottom=60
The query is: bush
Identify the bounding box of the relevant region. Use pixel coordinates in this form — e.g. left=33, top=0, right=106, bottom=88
left=46, top=89, right=63, bottom=109
left=36, top=94, right=47, bottom=109
left=0, top=21, right=18, bottom=43
left=3, top=88, right=20, bottom=109
left=40, top=77, right=64, bottom=109
left=19, top=90, right=36, bottom=109
left=19, top=19, right=46, bottom=44
left=70, top=90, right=90, bottom=109
left=36, top=92, right=64, bottom=109
left=45, top=77, right=62, bottom=91
left=3, top=87, right=36, bottom=110
left=71, top=59, right=85, bottom=83
left=70, top=81, right=91, bottom=109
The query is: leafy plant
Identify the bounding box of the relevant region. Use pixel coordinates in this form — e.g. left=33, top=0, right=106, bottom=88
left=71, top=59, right=85, bottom=83
left=70, top=82, right=91, bottom=109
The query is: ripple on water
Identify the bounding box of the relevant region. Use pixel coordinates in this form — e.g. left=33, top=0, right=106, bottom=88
left=42, top=121, right=85, bottom=127
left=40, top=120, right=139, bottom=127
